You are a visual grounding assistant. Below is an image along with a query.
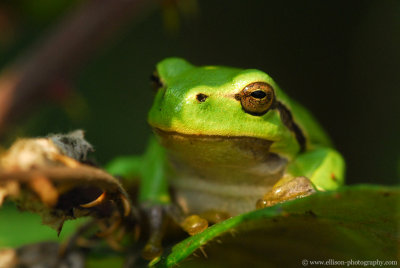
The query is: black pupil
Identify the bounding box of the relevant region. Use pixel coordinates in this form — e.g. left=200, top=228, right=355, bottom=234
left=251, top=90, right=267, bottom=99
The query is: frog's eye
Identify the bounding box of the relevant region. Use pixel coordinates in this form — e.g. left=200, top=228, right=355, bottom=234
left=150, top=71, right=164, bottom=90
left=235, top=82, right=275, bottom=115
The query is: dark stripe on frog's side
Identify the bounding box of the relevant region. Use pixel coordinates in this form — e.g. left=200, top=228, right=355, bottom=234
left=274, top=101, right=306, bottom=152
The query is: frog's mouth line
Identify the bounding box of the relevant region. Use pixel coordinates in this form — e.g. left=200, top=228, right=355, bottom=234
left=152, top=127, right=273, bottom=143
left=152, top=127, right=276, bottom=160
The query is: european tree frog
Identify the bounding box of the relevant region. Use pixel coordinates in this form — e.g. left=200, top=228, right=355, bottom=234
left=107, top=58, right=345, bottom=258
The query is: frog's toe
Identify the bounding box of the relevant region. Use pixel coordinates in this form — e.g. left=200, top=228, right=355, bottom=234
left=181, top=215, right=208, bottom=236
left=257, top=176, right=316, bottom=208
left=165, top=204, right=209, bottom=235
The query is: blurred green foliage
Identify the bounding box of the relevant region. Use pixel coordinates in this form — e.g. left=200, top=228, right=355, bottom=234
left=0, top=203, right=85, bottom=248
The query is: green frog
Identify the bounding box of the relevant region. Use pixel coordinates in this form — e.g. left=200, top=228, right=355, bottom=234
left=106, top=57, right=345, bottom=259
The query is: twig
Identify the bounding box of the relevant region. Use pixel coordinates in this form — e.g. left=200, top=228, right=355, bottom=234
left=0, top=0, right=154, bottom=139
left=0, top=164, right=137, bottom=232
left=0, top=165, right=125, bottom=193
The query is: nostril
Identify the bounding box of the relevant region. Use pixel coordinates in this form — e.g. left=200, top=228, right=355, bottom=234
left=196, top=93, right=208, bottom=102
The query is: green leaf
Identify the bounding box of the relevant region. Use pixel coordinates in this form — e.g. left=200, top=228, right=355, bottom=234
left=0, top=203, right=85, bottom=248
left=154, top=185, right=399, bottom=267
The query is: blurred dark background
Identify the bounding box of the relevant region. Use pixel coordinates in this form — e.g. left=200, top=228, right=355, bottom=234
left=0, top=0, right=399, bottom=184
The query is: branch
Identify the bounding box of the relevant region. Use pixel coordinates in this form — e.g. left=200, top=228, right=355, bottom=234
left=0, top=0, right=154, bottom=138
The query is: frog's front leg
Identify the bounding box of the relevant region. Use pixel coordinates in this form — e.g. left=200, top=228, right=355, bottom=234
left=257, top=147, right=345, bottom=208
left=135, top=138, right=208, bottom=259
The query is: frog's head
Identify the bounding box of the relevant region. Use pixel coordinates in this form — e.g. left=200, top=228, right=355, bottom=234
left=148, top=58, right=302, bottom=157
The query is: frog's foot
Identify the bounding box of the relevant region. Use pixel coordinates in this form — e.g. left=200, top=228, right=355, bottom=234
left=181, top=215, right=208, bottom=236
left=256, top=176, right=316, bottom=208
left=166, top=204, right=208, bottom=236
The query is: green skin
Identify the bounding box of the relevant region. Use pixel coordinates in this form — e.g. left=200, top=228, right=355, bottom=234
left=106, top=58, right=345, bottom=217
